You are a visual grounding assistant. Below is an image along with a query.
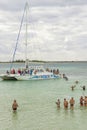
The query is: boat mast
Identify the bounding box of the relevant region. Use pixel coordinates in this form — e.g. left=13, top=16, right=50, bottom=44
left=9, top=2, right=28, bottom=71
left=25, top=2, right=29, bottom=69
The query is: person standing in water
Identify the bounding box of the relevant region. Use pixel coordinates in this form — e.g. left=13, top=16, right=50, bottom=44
left=69, top=97, right=75, bottom=109
left=56, top=99, right=60, bottom=108
left=80, top=85, right=86, bottom=91
left=84, top=96, right=87, bottom=106
left=63, top=98, right=68, bottom=109
left=71, top=85, right=76, bottom=91
left=12, top=100, right=18, bottom=112
left=80, top=96, right=84, bottom=106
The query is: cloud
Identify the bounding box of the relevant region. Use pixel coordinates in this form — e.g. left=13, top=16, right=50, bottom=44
left=0, top=0, right=87, bottom=61
left=1, top=0, right=87, bottom=11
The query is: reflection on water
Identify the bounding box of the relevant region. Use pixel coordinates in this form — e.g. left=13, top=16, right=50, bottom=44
left=12, top=111, right=18, bottom=120
left=12, top=111, right=19, bottom=130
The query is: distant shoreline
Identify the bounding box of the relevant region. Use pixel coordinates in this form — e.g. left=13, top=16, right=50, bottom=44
left=0, top=60, right=87, bottom=63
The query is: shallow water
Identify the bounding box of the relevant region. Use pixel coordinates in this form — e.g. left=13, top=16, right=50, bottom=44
left=0, top=62, right=87, bottom=130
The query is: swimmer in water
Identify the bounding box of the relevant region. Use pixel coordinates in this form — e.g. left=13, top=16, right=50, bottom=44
left=12, top=100, right=18, bottom=112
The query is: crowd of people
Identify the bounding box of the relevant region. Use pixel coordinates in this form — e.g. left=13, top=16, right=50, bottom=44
left=56, top=96, right=87, bottom=109
left=70, top=80, right=86, bottom=91
left=56, top=97, right=75, bottom=109
left=12, top=80, right=86, bottom=112
left=12, top=95, right=87, bottom=113
left=55, top=80, right=87, bottom=109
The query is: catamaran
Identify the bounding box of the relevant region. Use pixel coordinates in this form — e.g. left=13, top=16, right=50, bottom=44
left=0, top=2, right=60, bottom=81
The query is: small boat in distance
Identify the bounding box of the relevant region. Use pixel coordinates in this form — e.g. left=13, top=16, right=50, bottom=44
left=0, top=2, right=60, bottom=81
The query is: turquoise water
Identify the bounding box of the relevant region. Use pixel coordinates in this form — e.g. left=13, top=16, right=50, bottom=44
left=0, top=62, right=87, bottom=130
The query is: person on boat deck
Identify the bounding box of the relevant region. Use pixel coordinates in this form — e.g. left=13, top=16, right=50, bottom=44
left=18, top=69, right=21, bottom=74
left=56, top=69, right=59, bottom=74
left=12, top=100, right=18, bottom=111
left=30, top=69, right=33, bottom=75
left=6, top=70, right=9, bottom=74
left=11, top=69, right=15, bottom=74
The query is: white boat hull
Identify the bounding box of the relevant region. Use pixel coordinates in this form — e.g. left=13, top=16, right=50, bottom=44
left=0, top=73, right=60, bottom=81
left=15, top=74, right=60, bottom=81
left=0, top=74, right=17, bottom=80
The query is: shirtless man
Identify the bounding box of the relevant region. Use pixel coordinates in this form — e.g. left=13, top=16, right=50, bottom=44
left=12, top=100, right=18, bottom=111
left=69, top=97, right=75, bottom=109
left=84, top=96, right=87, bottom=106
left=64, top=98, right=68, bottom=109
left=80, top=96, right=84, bottom=106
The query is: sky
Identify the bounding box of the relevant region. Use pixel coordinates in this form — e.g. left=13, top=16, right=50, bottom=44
left=0, top=0, right=87, bottom=61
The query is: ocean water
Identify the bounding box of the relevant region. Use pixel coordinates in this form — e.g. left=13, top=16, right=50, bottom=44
left=0, top=62, right=87, bottom=130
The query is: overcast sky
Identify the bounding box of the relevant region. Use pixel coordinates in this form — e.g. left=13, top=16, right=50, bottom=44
left=0, top=0, right=87, bottom=61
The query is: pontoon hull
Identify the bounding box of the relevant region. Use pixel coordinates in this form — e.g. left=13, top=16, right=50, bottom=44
left=0, top=74, right=17, bottom=80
